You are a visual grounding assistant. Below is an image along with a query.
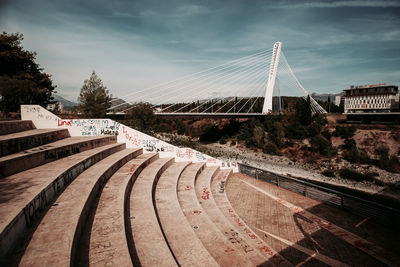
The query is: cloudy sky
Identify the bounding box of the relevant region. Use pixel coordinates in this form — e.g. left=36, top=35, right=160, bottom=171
left=1, top=0, right=400, bottom=102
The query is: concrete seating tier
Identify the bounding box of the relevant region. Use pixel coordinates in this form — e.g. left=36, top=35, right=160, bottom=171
left=155, top=162, right=219, bottom=267
left=86, top=152, right=158, bottom=266
left=0, top=120, right=34, bottom=135
left=211, top=170, right=292, bottom=266
left=0, top=135, right=117, bottom=177
left=0, top=128, right=69, bottom=157
left=0, top=120, right=257, bottom=266
left=19, top=148, right=142, bottom=266
left=178, top=166, right=254, bottom=266
left=196, top=167, right=270, bottom=266
left=0, top=142, right=125, bottom=260
left=128, top=157, right=176, bottom=266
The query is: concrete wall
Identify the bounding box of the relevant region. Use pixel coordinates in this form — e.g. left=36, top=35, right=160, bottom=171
left=21, top=105, right=238, bottom=172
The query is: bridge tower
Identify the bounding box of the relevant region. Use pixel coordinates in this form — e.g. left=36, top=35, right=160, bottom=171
left=262, top=42, right=282, bottom=114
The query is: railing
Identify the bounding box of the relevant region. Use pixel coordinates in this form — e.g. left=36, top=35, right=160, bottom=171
left=238, top=163, right=400, bottom=227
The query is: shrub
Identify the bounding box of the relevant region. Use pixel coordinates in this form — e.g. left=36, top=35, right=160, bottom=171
left=286, top=122, right=308, bottom=140
left=339, top=168, right=376, bottom=182
left=341, top=138, right=356, bottom=150
left=263, top=142, right=281, bottom=155
left=342, top=147, right=359, bottom=163
left=230, top=140, right=236, bottom=146
left=321, top=129, right=331, bottom=141
left=333, top=126, right=356, bottom=138
left=322, top=169, right=335, bottom=177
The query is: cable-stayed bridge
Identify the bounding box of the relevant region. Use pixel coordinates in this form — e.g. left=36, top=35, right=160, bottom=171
left=109, top=42, right=327, bottom=117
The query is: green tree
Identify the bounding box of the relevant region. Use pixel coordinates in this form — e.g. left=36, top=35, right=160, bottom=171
left=126, top=102, right=156, bottom=133
left=77, top=70, right=111, bottom=118
left=0, top=32, right=56, bottom=113
left=295, top=96, right=312, bottom=126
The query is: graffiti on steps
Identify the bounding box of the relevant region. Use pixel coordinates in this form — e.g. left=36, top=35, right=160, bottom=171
left=21, top=105, right=238, bottom=171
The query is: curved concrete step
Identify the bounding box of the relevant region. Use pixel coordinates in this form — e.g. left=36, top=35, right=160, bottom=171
left=0, top=128, right=69, bottom=157
left=155, top=162, right=218, bottom=267
left=19, top=148, right=142, bottom=267
left=0, top=120, right=34, bottom=135
left=0, top=142, right=125, bottom=261
left=212, top=170, right=292, bottom=266
left=85, top=152, right=158, bottom=266
left=128, top=157, right=176, bottom=267
left=195, top=167, right=270, bottom=266
left=178, top=166, right=254, bottom=266
left=0, top=135, right=117, bottom=177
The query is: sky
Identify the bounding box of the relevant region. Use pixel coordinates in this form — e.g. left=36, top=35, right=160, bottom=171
left=1, top=0, right=400, bottom=102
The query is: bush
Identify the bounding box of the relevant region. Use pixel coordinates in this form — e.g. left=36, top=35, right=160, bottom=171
left=311, top=135, right=330, bottom=155
left=286, top=122, right=308, bottom=140
left=322, top=169, right=335, bottom=177
left=333, top=126, right=356, bottom=138
left=321, top=129, right=331, bottom=141
left=219, top=135, right=228, bottom=145
left=341, top=138, right=356, bottom=150
left=379, top=156, right=400, bottom=173
left=339, top=168, right=376, bottom=182
left=263, top=142, right=281, bottom=155
left=230, top=140, right=236, bottom=146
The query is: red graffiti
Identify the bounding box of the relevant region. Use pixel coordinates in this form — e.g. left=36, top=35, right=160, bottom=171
left=193, top=210, right=202, bottom=215
left=206, top=158, right=217, bottom=164
left=224, top=247, right=235, bottom=253
left=201, top=187, right=210, bottom=200
left=122, top=126, right=140, bottom=147
left=259, top=246, right=274, bottom=256
left=58, top=119, right=72, bottom=126
left=128, top=164, right=138, bottom=175
left=249, top=234, right=256, bottom=239
left=185, top=149, right=194, bottom=159
left=185, top=185, right=192, bottom=190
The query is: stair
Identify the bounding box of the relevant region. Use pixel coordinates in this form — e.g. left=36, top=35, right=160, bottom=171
left=1, top=119, right=280, bottom=267
left=0, top=120, right=34, bottom=135
left=128, top=157, right=176, bottom=266
left=0, top=128, right=69, bottom=157
left=85, top=152, right=158, bottom=266
left=0, top=135, right=117, bottom=177
left=19, top=148, right=142, bottom=266
left=155, top=162, right=219, bottom=266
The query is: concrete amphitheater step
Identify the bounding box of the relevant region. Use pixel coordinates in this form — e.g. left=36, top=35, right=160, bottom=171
left=18, top=148, right=142, bottom=267
left=211, top=170, right=292, bottom=266
left=195, top=167, right=271, bottom=266
left=155, top=162, right=219, bottom=267
left=0, top=128, right=69, bottom=157
left=0, top=135, right=118, bottom=177
left=128, top=157, right=176, bottom=267
left=0, top=142, right=126, bottom=262
left=0, top=120, right=35, bottom=135
left=85, top=152, right=158, bottom=266
left=177, top=165, right=255, bottom=267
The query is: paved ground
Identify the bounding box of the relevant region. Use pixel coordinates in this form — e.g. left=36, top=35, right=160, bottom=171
left=226, top=173, right=400, bottom=267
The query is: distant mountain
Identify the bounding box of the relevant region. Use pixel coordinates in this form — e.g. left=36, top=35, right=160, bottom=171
left=53, top=94, right=77, bottom=107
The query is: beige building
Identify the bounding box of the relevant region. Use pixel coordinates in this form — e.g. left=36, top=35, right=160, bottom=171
left=344, top=83, right=399, bottom=113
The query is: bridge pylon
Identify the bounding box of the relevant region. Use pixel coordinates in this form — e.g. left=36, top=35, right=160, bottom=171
left=262, top=42, right=282, bottom=114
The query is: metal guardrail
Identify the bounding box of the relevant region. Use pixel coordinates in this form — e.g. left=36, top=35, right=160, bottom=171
left=238, top=163, right=400, bottom=227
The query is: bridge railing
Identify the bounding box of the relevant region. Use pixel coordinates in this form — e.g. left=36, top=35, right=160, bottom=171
left=238, top=163, right=400, bottom=227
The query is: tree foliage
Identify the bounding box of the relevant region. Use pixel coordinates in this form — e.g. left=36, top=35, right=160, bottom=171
left=77, top=70, right=111, bottom=118
left=295, top=96, right=312, bottom=126
left=125, top=102, right=156, bottom=133
left=0, top=32, right=56, bottom=113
